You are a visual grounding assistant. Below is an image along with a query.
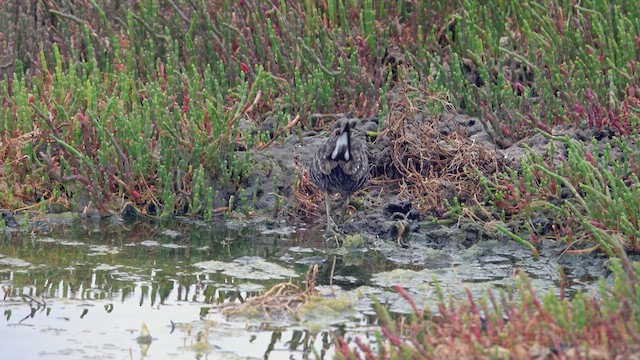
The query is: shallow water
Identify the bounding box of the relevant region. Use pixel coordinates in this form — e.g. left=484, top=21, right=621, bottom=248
left=0, top=216, right=598, bottom=359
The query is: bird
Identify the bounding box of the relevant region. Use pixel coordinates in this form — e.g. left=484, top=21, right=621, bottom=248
left=308, top=118, right=369, bottom=233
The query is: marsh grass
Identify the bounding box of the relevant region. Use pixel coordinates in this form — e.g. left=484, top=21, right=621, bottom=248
left=479, top=130, right=640, bottom=253
left=0, top=0, right=391, bottom=214
left=336, top=260, right=640, bottom=359
left=534, top=133, right=640, bottom=252
left=1, top=0, right=640, bottom=357
left=1, top=0, right=638, bottom=220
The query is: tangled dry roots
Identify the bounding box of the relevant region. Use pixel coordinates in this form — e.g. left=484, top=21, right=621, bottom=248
left=293, top=87, right=509, bottom=222
left=377, top=89, right=506, bottom=214
left=294, top=168, right=325, bottom=222
left=219, top=265, right=318, bottom=320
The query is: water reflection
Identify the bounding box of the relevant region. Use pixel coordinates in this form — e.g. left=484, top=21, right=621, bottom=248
left=0, top=218, right=388, bottom=359
left=0, top=216, right=592, bottom=359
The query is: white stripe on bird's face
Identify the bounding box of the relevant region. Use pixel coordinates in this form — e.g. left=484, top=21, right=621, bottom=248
left=331, top=131, right=350, bottom=161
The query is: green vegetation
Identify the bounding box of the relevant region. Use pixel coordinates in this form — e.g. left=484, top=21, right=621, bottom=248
left=1, top=0, right=639, bottom=357
left=337, top=261, right=640, bottom=359
left=1, top=0, right=638, bottom=220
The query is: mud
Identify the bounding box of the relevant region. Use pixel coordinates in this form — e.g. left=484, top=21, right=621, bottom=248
left=240, top=113, right=635, bottom=286
left=244, top=113, right=507, bottom=230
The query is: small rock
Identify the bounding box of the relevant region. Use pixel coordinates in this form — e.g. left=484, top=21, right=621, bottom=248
left=120, top=202, right=142, bottom=220
left=406, top=208, right=421, bottom=221
left=0, top=210, right=18, bottom=228
left=384, top=201, right=412, bottom=215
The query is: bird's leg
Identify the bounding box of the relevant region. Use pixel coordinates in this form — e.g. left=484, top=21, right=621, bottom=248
left=325, top=192, right=338, bottom=233
left=339, top=194, right=351, bottom=221
left=324, top=193, right=346, bottom=243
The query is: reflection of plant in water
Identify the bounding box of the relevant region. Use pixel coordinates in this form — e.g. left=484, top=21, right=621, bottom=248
left=18, top=294, right=47, bottom=323
left=172, top=322, right=214, bottom=353
left=263, top=328, right=333, bottom=359
left=209, top=265, right=360, bottom=356
left=219, top=265, right=320, bottom=320
left=0, top=291, right=48, bottom=323
left=336, top=260, right=640, bottom=359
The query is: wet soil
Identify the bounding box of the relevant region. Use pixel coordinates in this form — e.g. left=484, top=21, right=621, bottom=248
left=1, top=112, right=630, bottom=294
left=239, top=113, right=635, bottom=287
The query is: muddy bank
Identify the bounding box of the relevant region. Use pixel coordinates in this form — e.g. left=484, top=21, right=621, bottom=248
left=244, top=112, right=515, bottom=237
left=1, top=110, right=630, bottom=288
left=239, top=111, right=638, bottom=286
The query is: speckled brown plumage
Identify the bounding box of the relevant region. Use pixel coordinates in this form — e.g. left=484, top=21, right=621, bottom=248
left=308, top=119, right=369, bottom=232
